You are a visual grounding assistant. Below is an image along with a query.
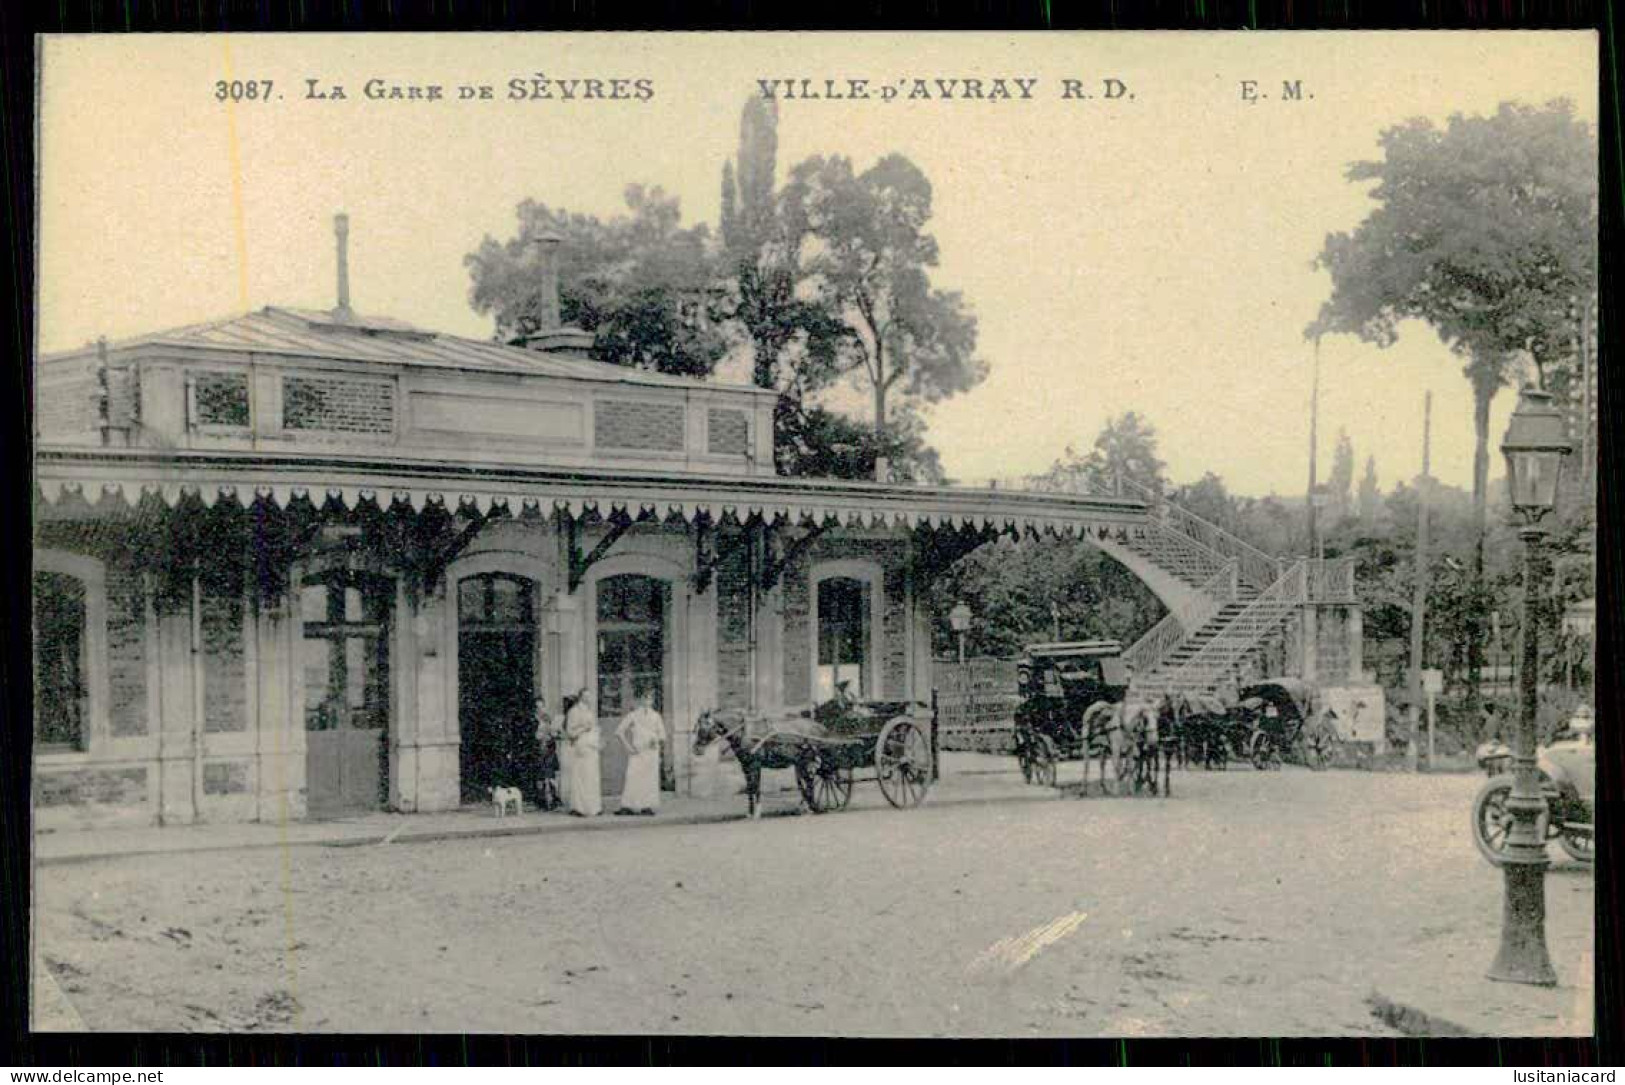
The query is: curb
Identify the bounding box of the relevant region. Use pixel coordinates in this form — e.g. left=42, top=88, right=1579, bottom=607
left=35, top=780, right=1055, bottom=867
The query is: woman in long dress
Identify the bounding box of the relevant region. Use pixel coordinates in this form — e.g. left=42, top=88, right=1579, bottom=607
left=615, top=688, right=665, bottom=816
left=563, top=687, right=602, bottom=817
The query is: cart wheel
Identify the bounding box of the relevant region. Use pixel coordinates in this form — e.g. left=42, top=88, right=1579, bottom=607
left=1031, top=734, right=1058, bottom=788
left=1304, top=726, right=1337, bottom=771
left=797, top=754, right=853, bottom=814
left=1472, top=777, right=1514, bottom=865
left=1249, top=731, right=1278, bottom=771
left=876, top=717, right=932, bottom=808
left=1559, top=830, right=1593, bottom=864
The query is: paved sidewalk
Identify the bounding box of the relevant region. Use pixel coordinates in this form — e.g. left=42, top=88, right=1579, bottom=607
left=34, top=752, right=1043, bottom=866
left=1368, top=865, right=1595, bottom=1037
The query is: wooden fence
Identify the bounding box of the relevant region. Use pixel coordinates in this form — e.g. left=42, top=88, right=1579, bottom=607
left=933, top=657, right=1021, bottom=754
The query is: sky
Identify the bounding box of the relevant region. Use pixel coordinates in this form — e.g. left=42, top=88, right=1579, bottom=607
left=37, top=32, right=1596, bottom=497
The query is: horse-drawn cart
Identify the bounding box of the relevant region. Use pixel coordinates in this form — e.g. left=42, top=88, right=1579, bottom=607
left=1235, top=679, right=1340, bottom=771
left=693, top=697, right=936, bottom=817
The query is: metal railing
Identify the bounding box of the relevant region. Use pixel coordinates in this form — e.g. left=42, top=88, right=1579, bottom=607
left=1112, top=475, right=1283, bottom=592
left=1306, top=557, right=1358, bottom=603
left=1122, top=559, right=1239, bottom=679
left=1143, top=560, right=1307, bottom=693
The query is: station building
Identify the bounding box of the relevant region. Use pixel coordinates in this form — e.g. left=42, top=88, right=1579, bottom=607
left=33, top=219, right=1158, bottom=829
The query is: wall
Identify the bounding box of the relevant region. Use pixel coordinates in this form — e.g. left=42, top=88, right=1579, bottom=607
left=780, top=533, right=914, bottom=710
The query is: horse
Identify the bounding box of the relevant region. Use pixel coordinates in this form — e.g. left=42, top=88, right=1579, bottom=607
left=691, top=709, right=815, bottom=819
left=1121, top=700, right=1163, bottom=795
left=1077, top=701, right=1128, bottom=796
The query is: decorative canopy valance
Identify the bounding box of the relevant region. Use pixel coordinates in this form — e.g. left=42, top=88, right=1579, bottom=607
left=36, top=448, right=1150, bottom=540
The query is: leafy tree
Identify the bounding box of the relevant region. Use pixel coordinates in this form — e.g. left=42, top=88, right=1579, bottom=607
left=1310, top=100, right=1596, bottom=521
left=466, top=186, right=725, bottom=378
left=780, top=153, right=987, bottom=444
left=1357, top=455, right=1381, bottom=528
left=1035, top=411, right=1167, bottom=497
left=1309, top=99, right=1597, bottom=711
left=1328, top=429, right=1355, bottom=524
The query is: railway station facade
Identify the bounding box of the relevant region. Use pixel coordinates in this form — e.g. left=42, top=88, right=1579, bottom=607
left=31, top=243, right=1179, bottom=830
left=32, top=225, right=1370, bottom=830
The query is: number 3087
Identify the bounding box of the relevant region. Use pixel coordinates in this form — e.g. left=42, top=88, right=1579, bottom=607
left=215, top=80, right=273, bottom=101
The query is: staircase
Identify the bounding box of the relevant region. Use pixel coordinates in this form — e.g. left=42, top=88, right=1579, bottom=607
left=1101, top=477, right=1309, bottom=699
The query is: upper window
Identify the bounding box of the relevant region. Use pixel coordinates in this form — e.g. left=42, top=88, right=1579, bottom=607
left=816, top=575, right=871, bottom=704
left=34, top=571, right=88, bottom=750
left=190, top=371, right=251, bottom=429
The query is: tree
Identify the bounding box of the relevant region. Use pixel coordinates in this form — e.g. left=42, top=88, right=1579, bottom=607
left=466, top=186, right=725, bottom=378
left=1328, top=429, right=1355, bottom=524
left=1309, top=100, right=1597, bottom=523
left=780, top=153, right=988, bottom=445
left=1309, top=99, right=1597, bottom=713
left=1357, top=455, right=1381, bottom=528
left=1035, top=411, right=1167, bottom=498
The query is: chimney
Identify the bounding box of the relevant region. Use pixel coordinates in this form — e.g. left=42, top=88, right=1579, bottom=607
left=334, top=213, right=353, bottom=320
left=509, top=230, right=593, bottom=358
left=531, top=231, right=562, bottom=331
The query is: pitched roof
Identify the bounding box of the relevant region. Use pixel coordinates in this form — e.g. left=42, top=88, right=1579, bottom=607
left=44, top=306, right=769, bottom=395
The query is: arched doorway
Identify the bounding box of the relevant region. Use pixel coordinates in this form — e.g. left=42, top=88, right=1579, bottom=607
left=300, top=569, right=393, bottom=817
left=457, top=571, right=539, bottom=803
left=594, top=573, right=671, bottom=797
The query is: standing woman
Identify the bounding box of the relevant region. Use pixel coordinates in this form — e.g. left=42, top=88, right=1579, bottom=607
left=563, top=687, right=603, bottom=817
left=615, top=687, right=665, bottom=816
left=534, top=696, right=561, bottom=811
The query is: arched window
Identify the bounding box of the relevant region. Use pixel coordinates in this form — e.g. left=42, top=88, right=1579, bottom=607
left=34, top=570, right=88, bottom=751
left=596, top=573, right=668, bottom=718
left=815, top=574, right=873, bottom=703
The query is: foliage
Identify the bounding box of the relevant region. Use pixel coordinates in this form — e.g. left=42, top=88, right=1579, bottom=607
left=466, top=186, right=726, bottom=378
left=1357, top=455, right=1381, bottom=528
left=1309, top=100, right=1597, bottom=519
left=1328, top=429, right=1355, bottom=524
left=779, top=153, right=988, bottom=441
left=1033, top=411, right=1167, bottom=497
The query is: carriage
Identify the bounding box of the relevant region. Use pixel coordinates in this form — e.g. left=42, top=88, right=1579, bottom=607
left=1235, top=678, right=1340, bottom=771
left=1011, top=641, right=1133, bottom=788
left=692, top=694, right=936, bottom=817
left=1161, top=691, right=1250, bottom=770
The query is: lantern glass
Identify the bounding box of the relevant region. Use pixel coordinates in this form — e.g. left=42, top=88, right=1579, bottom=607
left=1504, top=446, right=1564, bottom=515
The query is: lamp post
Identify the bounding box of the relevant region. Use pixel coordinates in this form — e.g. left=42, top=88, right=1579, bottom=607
left=950, top=602, right=973, bottom=666
left=1488, top=384, right=1571, bottom=987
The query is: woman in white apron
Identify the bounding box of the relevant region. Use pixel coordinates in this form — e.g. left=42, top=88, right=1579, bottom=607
left=563, top=688, right=602, bottom=817
left=615, top=688, right=665, bottom=815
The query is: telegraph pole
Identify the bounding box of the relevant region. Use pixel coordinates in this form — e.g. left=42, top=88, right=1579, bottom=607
left=1307, top=335, right=1322, bottom=557
left=1406, top=391, right=1433, bottom=772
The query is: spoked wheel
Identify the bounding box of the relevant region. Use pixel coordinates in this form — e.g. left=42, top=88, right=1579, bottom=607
left=875, top=717, right=933, bottom=809
left=1249, top=731, right=1281, bottom=771
left=1472, top=777, right=1514, bottom=865
left=1303, top=726, right=1338, bottom=771
left=796, top=754, right=854, bottom=814
left=1559, top=830, right=1594, bottom=864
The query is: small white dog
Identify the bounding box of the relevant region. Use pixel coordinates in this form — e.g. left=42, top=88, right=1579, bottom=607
left=489, top=786, right=523, bottom=818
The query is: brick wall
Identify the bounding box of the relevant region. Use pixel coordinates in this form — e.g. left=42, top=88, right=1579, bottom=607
left=36, top=358, right=100, bottom=440
left=37, top=767, right=148, bottom=807
left=595, top=400, right=685, bottom=452
left=707, top=408, right=749, bottom=456
left=202, top=582, right=247, bottom=732
left=714, top=530, right=753, bottom=710
left=283, top=375, right=395, bottom=436
left=107, top=561, right=149, bottom=738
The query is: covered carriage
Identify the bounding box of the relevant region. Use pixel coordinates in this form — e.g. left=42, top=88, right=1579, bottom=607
left=1235, top=678, right=1340, bottom=771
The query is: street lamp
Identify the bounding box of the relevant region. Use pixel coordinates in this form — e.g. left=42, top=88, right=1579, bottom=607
left=949, top=602, right=973, bottom=666
left=1488, top=384, right=1571, bottom=987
